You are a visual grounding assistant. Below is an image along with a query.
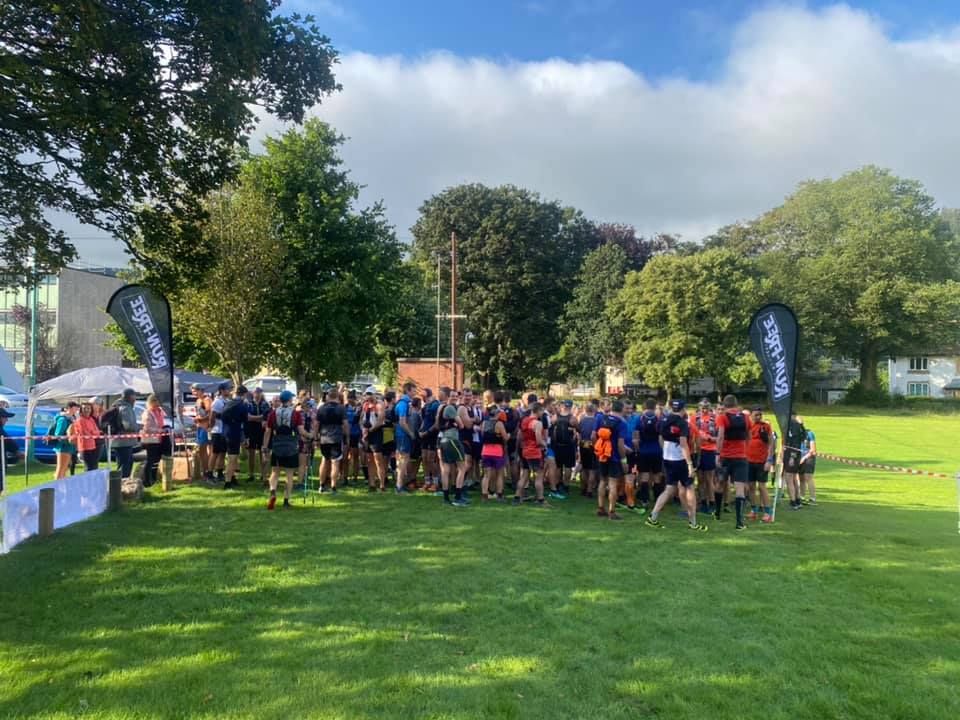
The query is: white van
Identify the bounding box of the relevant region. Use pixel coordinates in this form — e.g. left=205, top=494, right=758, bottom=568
left=244, top=376, right=297, bottom=402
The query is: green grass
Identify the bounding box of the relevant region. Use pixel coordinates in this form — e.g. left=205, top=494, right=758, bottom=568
left=1, top=410, right=959, bottom=719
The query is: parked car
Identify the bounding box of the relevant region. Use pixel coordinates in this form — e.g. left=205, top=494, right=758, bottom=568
left=243, top=376, right=297, bottom=402
left=0, top=385, right=29, bottom=407
left=3, top=405, right=62, bottom=464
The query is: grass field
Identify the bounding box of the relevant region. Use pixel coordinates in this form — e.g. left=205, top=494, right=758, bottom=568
left=1, top=410, right=958, bottom=719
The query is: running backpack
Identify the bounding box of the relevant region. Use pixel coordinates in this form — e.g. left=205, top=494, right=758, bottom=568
left=551, top=415, right=574, bottom=447
left=221, top=398, right=246, bottom=425
left=99, top=406, right=123, bottom=435
left=271, top=407, right=299, bottom=457
left=594, top=416, right=619, bottom=463
left=639, top=411, right=660, bottom=441
left=502, top=407, right=518, bottom=436
left=724, top=411, right=747, bottom=441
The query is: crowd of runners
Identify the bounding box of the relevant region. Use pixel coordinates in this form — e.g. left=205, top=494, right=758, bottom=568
left=189, top=382, right=818, bottom=529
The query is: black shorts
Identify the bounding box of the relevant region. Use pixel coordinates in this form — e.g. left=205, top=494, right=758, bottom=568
left=320, top=443, right=343, bottom=461
left=245, top=424, right=264, bottom=449
left=225, top=435, right=242, bottom=456
left=800, top=458, right=816, bottom=476
left=783, top=450, right=802, bottom=473
left=470, top=439, right=482, bottom=461
left=376, top=441, right=395, bottom=456
left=421, top=430, right=438, bottom=451
left=720, top=457, right=748, bottom=484
left=506, top=438, right=517, bottom=458
left=663, top=459, right=693, bottom=487
left=211, top=433, right=227, bottom=455
left=748, top=462, right=768, bottom=485
left=271, top=452, right=299, bottom=469
left=349, top=435, right=361, bottom=449
left=521, top=456, right=542, bottom=471
left=635, top=453, right=662, bottom=474
left=599, top=459, right=624, bottom=479
left=410, top=442, right=422, bottom=461
left=698, top=450, right=717, bottom=471
left=554, top=445, right=576, bottom=469
left=580, top=446, right=596, bottom=471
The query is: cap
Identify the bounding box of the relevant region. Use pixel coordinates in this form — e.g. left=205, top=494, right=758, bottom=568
left=562, top=399, right=573, bottom=408
left=751, top=405, right=763, bottom=412
left=122, top=387, right=137, bottom=399
left=670, top=399, right=686, bottom=411
left=698, top=397, right=711, bottom=407
left=365, top=385, right=376, bottom=395
left=278, top=390, right=295, bottom=403
left=218, top=381, right=233, bottom=392
left=235, top=385, right=248, bottom=395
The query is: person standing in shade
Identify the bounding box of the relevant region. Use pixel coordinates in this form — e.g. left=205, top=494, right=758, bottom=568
left=209, top=382, right=232, bottom=483
left=406, top=397, right=424, bottom=489
left=645, top=400, right=706, bottom=531
left=782, top=412, right=807, bottom=510
left=393, top=382, right=415, bottom=494
left=315, top=388, right=349, bottom=494
left=480, top=403, right=509, bottom=501
left=633, top=398, right=662, bottom=511
left=220, top=385, right=249, bottom=489
left=264, top=390, right=308, bottom=510
left=577, top=401, right=598, bottom=497
left=245, top=387, right=270, bottom=484
left=516, top=401, right=548, bottom=507
left=344, top=390, right=363, bottom=485
left=419, top=388, right=440, bottom=492
left=437, top=399, right=468, bottom=506
left=715, top=394, right=753, bottom=531
left=693, top=398, right=719, bottom=515
left=745, top=405, right=775, bottom=523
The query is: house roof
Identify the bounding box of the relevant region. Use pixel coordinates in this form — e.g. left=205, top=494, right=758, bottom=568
left=943, top=378, right=960, bottom=391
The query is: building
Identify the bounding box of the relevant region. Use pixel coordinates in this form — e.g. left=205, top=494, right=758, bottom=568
left=396, top=358, right=465, bottom=392
left=888, top=354, right=960, bottom=398
left=0, top=266, right=125, bottom=384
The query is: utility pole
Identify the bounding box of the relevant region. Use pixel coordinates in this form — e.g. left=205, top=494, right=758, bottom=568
left=450, top=231, right=457, bottom=390
left=435, top=253, right=441, bottom=389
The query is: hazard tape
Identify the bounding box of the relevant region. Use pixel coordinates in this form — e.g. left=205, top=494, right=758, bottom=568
left=18, top=432, right=173, bottom=441
left=819, top=453, right=951, bottom=479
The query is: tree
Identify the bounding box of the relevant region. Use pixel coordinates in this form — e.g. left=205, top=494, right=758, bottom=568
left=754, top=166, right=960, bottom=389
left=411, top=184, right=594, bottom=390
left=241, top=120, right=403, bottom=385
left=612, top=249, right=764, bottom=397
left=592, top=223, right=681, bottom=270
left=1, top=1, right=340, bottom=287
left=10, top=303, right=70, bottom=382
left=554, top=243, right=632, bottom=387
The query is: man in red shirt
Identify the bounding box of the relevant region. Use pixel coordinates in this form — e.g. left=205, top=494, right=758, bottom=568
left=715, top=394, right=752, bottom=531
left=693, top=399, right=718, bottom=516
left=263, top=390, right=309, bottom=510
left=745, top=405, right=775, bottom=523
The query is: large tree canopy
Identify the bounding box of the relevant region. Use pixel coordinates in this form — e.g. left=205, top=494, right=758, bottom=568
left=1, top=0, right=339, bottom=287
left=411, top=184, right=594, bottom=390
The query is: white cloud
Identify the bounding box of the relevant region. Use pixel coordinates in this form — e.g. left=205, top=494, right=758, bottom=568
left=72, top=4, right=960, bottom=264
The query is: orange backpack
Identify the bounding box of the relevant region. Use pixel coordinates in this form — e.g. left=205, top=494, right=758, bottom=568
left=594, top=416, right=616, bottom=463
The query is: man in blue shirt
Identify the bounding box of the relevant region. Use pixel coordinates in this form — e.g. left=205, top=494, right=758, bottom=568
left=394, top=382, right=415, bottom=494
left=420, top=388, right=441, bottom=491
left=621, top=400, right=642, bottom=512
left=591, top=399, right=631, bottom=521
left=634, top=398, right=662, bottom=510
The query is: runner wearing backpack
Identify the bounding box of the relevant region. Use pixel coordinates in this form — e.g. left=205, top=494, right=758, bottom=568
left=315, top=389, right=349, bottom=494
left=436, top=389, right=468, bottom=506
left=577, top=402, right=599, bottom=497
left=264, top=390, right=308, bottom=510
left=550, top=400, right=578, bottom=499
left=515, top=402, right=548, bottom=507
left=591, top=399, right=630, bottom=521
left=220, top=385, right=250, bottom=489
left=645, top=400, right=706, bottom=532
left=209, top=382, right=232, bottom=483
left=693, top=398, right=718, bottom=516
left=716, top=394, right=753, bottom=530
left=480, top=403, right=509, bottom=501
left=634, top=398, right=662, bottom=511
left=394, top=382, right=416, bottom=494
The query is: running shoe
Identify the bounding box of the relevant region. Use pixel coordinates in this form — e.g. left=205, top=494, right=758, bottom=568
left=512, top=496, right=523, bottom=506
left=267, top=494, right=277, bottom=511
left=688, top=523, right=708, bottom=532
left=790, top=501, right=802, bottom=511
left=801, top=497, right=811, bottom=506
left=608, top=512, right=623, bottom=521
left=645, top=516, right=664, bottom=528
left=735, top=523, right=746, bottom=531
left=282, top=498, right=292, bottom=509
left=395, top=487, right=410, bottom=495
left=761, top=513, right=773, bottom=523
left=548, top=491, right=566, bottom=500
left=807, top=498, right=817, bottom=505
left=451, top=497, right=469, bottom=507
left=747, top=510, right=758, bottom=521
left=433, top=489, right=445, bottom=497
left=635, top=507, right=648, bottom=516
left=597, top=507, right=608, bottom=517
left=223, top=479, right=240, bottom=490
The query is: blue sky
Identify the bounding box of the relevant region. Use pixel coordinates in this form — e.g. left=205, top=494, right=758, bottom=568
left=72, top=1, right=960, bottom=265
left=290, top=0, right=959, bottom=78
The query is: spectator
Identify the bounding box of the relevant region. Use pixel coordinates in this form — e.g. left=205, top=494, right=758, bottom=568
left=69, top=402, right=102, bottom=472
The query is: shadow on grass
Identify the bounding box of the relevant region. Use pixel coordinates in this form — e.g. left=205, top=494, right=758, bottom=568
left=1, top=485, right=958, bottom=719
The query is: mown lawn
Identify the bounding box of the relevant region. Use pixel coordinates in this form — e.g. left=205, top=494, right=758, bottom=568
left=1, top=411, right=958, bottom=719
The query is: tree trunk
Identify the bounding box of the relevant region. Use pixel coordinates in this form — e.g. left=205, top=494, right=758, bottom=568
left=859, top=347, right=880, bottom=390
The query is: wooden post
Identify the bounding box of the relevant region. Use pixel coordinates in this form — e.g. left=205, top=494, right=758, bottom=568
left=109, top=470, right=122, bottom=511
left=190, top=447, right=202, bottom=483
left=161, top=456, right=174, bottom=492
left=38, top=487, right=54, bottom=537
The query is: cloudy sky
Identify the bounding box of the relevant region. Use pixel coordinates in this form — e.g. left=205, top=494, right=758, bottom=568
left=72, top=1, right=960, bottom=265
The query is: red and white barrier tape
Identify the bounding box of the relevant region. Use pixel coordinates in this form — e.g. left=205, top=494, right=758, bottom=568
left=18, top=432, right=173, bottom=441
left=819, top=452, right=950, bottom=479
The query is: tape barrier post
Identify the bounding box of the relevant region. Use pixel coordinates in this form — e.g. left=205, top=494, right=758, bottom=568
left=38, top=487, right=55, bottom=537
left=109, top=469, right=122, bottom=511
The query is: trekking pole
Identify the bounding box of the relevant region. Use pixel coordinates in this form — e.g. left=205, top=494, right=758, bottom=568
left=771, top=460, right=782, bottom=523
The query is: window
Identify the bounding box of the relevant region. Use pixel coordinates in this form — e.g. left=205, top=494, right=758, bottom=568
left=907, top=382, right=929, bottom=397
left=908, top=356, right=928, bottom=372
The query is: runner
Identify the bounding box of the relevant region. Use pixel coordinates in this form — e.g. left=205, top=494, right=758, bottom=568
left=345, top=390, right=363, bottom=485
left=394, top=382, right=415, bottom=494
left=591, top=399, right=629, bottom=520
left=362, top=390, right=382, bottom=491
left=550, top=400, right=577, bottom=499
left=782, top=412, right=806, bottom=510
left=715, top=394, right=752, bottom=530
left=644, top=399, right=706, bottom=530
left=633, top=398, right=662, bottom=511
left=376, top=390, right=397, bottom=491
left=480, top=403, right=509, bottom=501
left=50, top=401, right=78, bottom=481
left=436, top=390, right=468, bottom=506
left=220, top=385, right=249, bottom=489
left=69, top=401, right=102, bottom=472
left=245, top=387, right=270, bottom=483
left=420, top=388, right=440, bottom=492
left=190, top=384, right=213, bottom=481
left=209, top=382, right=232, bottom=484
left=457, top=388, right=477, bottom=490
left=298, top=398, right=316, bottom=488
left=577, top=401, right=598, bottom=497
left=693, top=398, right=718, bottom=516
left=499, top=390, right=520, bottom=492
left=264, top=390, right=308, bottom=510
left=516, top=401, right=548, bottom=506
left=746, top=405, right=775, bottom=523
left=798, top=418, right=818, bottom=505
left=407, top=397, right=424, bottom=489
left=315, top=388, right=349, bottom=494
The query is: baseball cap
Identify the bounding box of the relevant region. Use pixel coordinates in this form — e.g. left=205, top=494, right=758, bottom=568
left=235, top=385, right=248, bottom=395
left=670, top=399, right=686, bottom=411
left=279, top=390, right=295, bottom=403
left=218, top=381, right=233, bottom=392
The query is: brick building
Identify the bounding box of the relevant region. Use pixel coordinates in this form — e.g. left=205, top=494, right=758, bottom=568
left=396, top=358, right=465, bottom=392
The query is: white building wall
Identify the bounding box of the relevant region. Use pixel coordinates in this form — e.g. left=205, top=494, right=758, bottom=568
left=888, top=356, right=959, bottom=398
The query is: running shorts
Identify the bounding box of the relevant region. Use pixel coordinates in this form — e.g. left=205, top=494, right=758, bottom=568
left=697, top=450, right=717, bottom=472
left=553, top=445, right=576, bottom=469
left=720, top=457, right=748, bottom=484
left=580, top=446, right=596, bottom=471
left=800, top=457, right=816, bottom=475
left=211, top=433, right=227, bottom=455
left=747, top=462, right=767, bottom=485
left=663, top=459, right=693, bottom=487
left=439, top=437, right=465, bottom=465
left=320, top=443, right=343, bottom=461
left=635, top=452, right=662, bottom=474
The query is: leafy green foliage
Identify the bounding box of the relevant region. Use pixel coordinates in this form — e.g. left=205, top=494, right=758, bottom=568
left=411, top=184, right=594, bottom=389
left=0, top=0, right=340, bottom=287
left=612, top=249, right=764, bottom=394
